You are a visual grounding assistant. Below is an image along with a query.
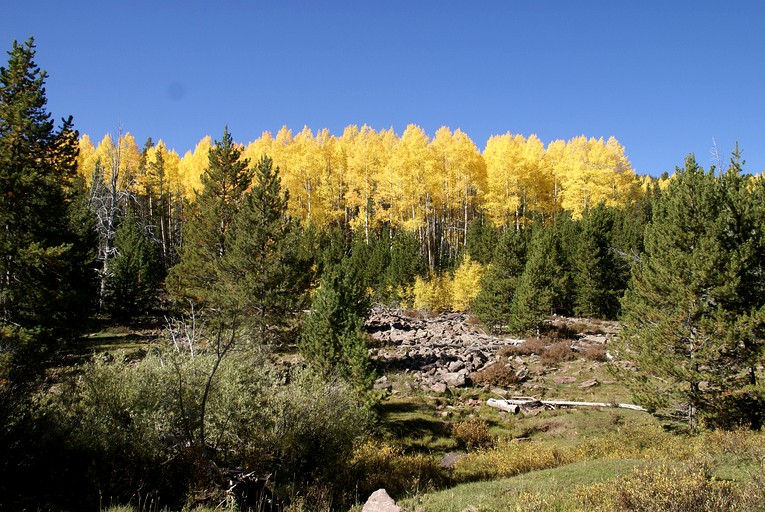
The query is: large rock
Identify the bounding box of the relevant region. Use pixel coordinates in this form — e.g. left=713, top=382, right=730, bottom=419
left=444, top=371, right=467, bottom=388
left=362, top=489, right=400, bottom=512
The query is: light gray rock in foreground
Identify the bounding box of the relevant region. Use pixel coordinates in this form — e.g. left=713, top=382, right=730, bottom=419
left=362, top=488, right=400, bottom=512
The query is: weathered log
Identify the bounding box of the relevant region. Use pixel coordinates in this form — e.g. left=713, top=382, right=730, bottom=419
left=486, top=398, right=647, bottom=412
left=486, top=398, right=520, bottom=413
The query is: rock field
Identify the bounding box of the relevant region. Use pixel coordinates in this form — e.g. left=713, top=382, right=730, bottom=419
left=365, top=309, right=614, bottom=394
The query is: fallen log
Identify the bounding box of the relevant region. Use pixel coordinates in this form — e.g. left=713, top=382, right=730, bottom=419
left=486, top=398, right=647, bottom=413
left=485, top=399, right=519, bottom=413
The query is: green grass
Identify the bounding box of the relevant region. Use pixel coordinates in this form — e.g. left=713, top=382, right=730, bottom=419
left=402, top=458, right=644, bottom=512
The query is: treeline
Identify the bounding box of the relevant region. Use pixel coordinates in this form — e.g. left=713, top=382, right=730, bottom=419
left=77, top=123, right=644, bottom=271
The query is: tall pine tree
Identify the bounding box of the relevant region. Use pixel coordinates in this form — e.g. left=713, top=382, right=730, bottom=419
left=617, top=154, right=765, bottom=428
left=167, top=127, right=254, bottom=311
left=218, top=156, right=309, bottom=343
left=0, top=38, right=95, bottom=379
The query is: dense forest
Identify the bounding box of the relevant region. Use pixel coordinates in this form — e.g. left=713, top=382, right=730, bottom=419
left=3, top=38, right=765, bottom=511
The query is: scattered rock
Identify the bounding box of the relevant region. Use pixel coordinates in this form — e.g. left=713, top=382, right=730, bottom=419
left=439, top=452, right=467, bottom=469
left=579, top=378, right=600, bottom=388
left=553, top=376, right=577, bottom=384
left=431, top=382, right=447, bottom=394
left=373, top=376, right=392, bottom=390
left=362, top=489, right=400, bottom=512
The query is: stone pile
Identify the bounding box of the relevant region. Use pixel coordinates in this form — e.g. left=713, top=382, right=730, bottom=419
left=366, top=309, right=525, bottom=393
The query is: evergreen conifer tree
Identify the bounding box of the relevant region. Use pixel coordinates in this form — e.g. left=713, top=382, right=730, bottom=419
left=472, top=229, right=528, bottom=332
left=573, top=204, right=622, bottom=319
left=166, top=127, right=254, bottom=310
left=300, top=258, right=373, bottom=390
left=617, top=154, right=765, bottom=428
left=103, top=210, right=162, bottom=321
left=218, top=156, right=309, bottom=343
left=0, top=38, right=95, bottom=379
left=508, top=228, right=557, bottom=335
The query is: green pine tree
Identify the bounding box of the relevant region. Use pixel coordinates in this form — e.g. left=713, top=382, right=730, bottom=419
left=617, top=154, right=765, bottom=429
left=166, top=127, right=254, bottom=310
left=382, top=229, right=426, bottom=305
left=573, top=204, right=622, bottom=319
left=300, top=258, right=373, bottom=390
left=0, top=38, right=95, bottom=379
left=472, top=228, right=528, bottom=333
left=103, top=210, right=162, bottom=321
left=218, top=156, right=309, bottom=343
left=508, top=228, right=557, bottom=335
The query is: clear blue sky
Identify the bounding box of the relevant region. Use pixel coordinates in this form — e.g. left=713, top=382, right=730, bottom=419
left=3, top=1, right=764, bottom=176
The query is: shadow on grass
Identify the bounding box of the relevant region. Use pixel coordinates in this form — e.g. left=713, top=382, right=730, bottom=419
left=376, top=399, right=454, bottom=453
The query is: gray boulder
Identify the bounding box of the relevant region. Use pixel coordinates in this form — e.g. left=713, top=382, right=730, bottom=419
left=362, top=489, right=401, bottom=512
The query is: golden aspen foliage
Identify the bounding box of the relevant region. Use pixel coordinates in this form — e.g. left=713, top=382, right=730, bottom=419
left=483, top=133, right=524, bottom=228
left=544, top=138, right=567, bottom=210
left=315, top=127, right=347, bottom=227
left=375, top=127, right=401, bottom=227
left=344, top=125, right=387, bottom=238
left=557, top=136, right=638, bottom=219
left=140, top=141, right=181, bottom=197
left=483, top=133, right=550, bottom=228
left=76, top=134, right=96, bottom=182
left=413, top=272, right=453, bottom=312
left=243, top=131, right=274, bottom=168
left=519, top=134, right=553, bottom=217
left=451, top=254, right=484, bottom=312
left=429, top=127, right=487, bottom=245
left=177, top=136, right=212, bottom=199
left=92, top=132, right=142, bottom=193
left=282, top=126, right=325, bottom=225
left=387, top=124, right=433, bottom=231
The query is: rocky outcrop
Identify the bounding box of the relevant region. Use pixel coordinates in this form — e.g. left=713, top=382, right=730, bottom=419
left=367, top=309, right=525, bottom=392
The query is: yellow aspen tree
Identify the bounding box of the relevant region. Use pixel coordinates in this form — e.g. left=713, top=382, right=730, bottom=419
left=77, top=134, right=96, bottom=183
left=243, top=130, right=275, bottom=165
left=316, top=127, right=346, bottom=227
left=430, top=127, right=487, bottom=250
left=374, top=127, right=400, bottom=227
left=177, top=136, right=212, bottom=199
left=483, top=133, right=524, bottom=229
left=519, top=134, right=553, bottom=220
left=544, top=138, right=567, bottom=211
left=557, top=135, right=590, bottom=219
left=92, top=132, right=141, bottom=196
left=451, top=254, right=484, bottom=312
left=284, top=126, right=324, bottom=226
left=344, top=125, right=386, bottom=240
left=388, top=124, right=432, bottom=239
left=557, top=136, right=638, bottom=218
left=603, top=136, right=639, bottom=205
left=413, top=272, right=453, bottom=312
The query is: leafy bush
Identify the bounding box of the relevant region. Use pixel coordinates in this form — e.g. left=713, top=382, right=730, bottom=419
left=579, top=462, right=744, bottom=512
left=583, top=345, right=608, bottom=362
left=469, top=362, right=523, bottom=387
left=498, top=337, right=547, bottom=357
left=54, top=343, right=371, bottom=509
left=452, top=418, right=494, bottom=450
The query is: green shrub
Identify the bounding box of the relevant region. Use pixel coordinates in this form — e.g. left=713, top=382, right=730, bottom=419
left=55, top=343, right=371, bottom=510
